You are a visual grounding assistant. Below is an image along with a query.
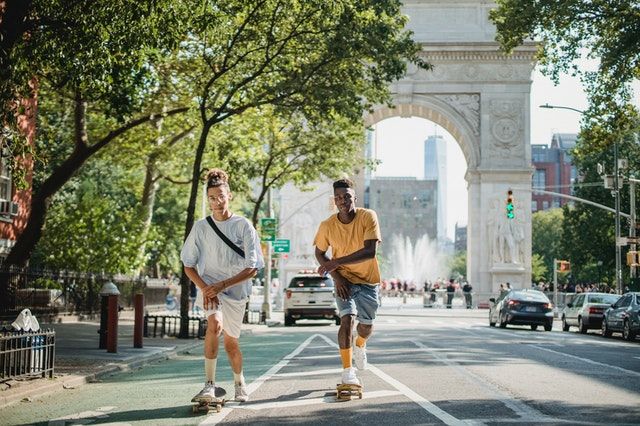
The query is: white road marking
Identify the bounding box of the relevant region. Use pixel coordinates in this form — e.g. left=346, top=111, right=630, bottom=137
left=315, top=334, right=465, bottom=426
left=237, top=390, right=402, bottom=410
left=199, top=334, right=322, bottom=426
left=294, top=354, right=337, bottom=360
left=530, top=345, right=640, bottom=378
left=274, top=368, right=342, bottom=377
left=411, top=340, right=553, bottom=422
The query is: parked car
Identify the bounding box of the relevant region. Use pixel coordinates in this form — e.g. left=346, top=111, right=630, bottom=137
left=284, top=273, right=339, bottom=326
left=562, top=292, right=621, bottom=333
left=602, top=292, right=640, bottom=341
left=489, top=289, right=554, bottom=331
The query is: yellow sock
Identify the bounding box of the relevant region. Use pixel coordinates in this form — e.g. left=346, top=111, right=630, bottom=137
left=355, top=336, right=367, bottom=348
left=340, top=348, right=352, bottom=368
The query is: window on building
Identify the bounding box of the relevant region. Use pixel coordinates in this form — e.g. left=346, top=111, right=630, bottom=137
left=542, top=200, right=549, bottom=210
left=0, top=156, right=11, bottom=202
left=533, top=169, right=546, bottom=189
left=532, top=201, right=538, bottom=212
left=552, top=200, right=560, bottom=208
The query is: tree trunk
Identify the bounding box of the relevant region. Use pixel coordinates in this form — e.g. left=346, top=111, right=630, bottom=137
left=179, top=122, right=211, bottom=338
left=136, top=153, right=159, bottom=274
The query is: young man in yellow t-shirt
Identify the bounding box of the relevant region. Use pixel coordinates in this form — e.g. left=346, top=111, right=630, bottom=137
left=314, top=178, right=382, bottom=385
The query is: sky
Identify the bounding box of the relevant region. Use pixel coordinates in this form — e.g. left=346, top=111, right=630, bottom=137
left=372, top=69, right=639, bottom=241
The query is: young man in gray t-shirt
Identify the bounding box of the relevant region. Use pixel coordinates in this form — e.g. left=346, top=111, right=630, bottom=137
left=181, top=168, right=264, bottom=403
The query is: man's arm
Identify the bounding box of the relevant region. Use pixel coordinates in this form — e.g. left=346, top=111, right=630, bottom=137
left=315, top=247, right=351, bottom=300
left=317, top=239, right=378, bottom=276
left=184, top=266, right=257, bottom=301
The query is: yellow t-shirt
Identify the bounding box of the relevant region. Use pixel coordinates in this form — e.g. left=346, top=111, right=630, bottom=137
left=313, top=208, right=381, bottom=285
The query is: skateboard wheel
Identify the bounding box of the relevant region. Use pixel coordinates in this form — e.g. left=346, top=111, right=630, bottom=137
left=192, top=406, right=198, bottom=413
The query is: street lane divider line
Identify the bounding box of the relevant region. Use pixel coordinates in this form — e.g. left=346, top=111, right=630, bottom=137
left=274, top=368, right=342, bottom=377
left=530, top=344, right=640, bottom=378
left=235, top=390, right=402, bottom=411
left=411, top=340, right=553, bottom=422
left=199, top=333, right=323, bottom=426
left=315, top=334, right=465, bottom=426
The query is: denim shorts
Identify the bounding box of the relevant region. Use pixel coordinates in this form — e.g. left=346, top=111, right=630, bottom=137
left=336, top=283, right=379, bottom=325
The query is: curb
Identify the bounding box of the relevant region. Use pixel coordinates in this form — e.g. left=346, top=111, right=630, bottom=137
left=0, top=340, right=203, bottom=409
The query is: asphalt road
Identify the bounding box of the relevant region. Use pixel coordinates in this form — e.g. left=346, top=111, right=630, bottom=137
left=2, top=312, right=639, bottom=426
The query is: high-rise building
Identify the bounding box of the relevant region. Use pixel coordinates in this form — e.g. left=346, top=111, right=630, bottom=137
left=531, top=133, right=578, bottom=212
left=424, top=135, right=447, bottom=243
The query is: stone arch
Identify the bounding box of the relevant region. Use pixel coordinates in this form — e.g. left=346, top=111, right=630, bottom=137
left=365, top=95, right=479, bottom=171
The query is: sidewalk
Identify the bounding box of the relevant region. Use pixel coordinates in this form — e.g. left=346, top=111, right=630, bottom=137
left=0, top=312, right=206, bottom=409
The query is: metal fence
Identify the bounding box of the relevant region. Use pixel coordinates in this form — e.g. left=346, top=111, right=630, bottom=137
left=0, top=267, right=170, bottom=318
left=143, top=315, right=207, bottom=339
left=0, top=329, right=55, bottom=380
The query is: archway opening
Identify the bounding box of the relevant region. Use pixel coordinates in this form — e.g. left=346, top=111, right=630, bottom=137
left=364, top=116, right=468, bottom=294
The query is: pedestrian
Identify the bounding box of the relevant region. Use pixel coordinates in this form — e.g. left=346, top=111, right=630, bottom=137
left=446, top=278, right=455, bottom=309
left=462, top=281, right=473, bottom=309
left=314, top=178, right=382, bottom=387
left=181, top=168, right=265, bottom=404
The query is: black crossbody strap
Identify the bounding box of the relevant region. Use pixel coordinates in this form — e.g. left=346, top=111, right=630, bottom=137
left=206, top=216, right=245, bottom=259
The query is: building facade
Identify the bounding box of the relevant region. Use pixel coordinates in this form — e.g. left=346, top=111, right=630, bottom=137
left=531, top=133, right=577, bottom=212
left=424, top=134, right=447, bottom=244
left=368, top=177, right=438, bottom=244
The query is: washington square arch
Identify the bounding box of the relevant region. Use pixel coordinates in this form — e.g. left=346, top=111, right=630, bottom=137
left=277, top=1, right=537, bottom=303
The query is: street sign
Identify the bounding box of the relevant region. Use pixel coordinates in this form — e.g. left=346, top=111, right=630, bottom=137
left=273, top=239, right=290, bottom=253
left=260, top=218, right=277, bottom=242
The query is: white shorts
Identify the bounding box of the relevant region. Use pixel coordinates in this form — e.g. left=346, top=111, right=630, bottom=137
left=205, top=296, right=247, bottom=338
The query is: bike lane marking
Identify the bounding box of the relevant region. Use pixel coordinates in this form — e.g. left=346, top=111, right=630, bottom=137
left=315, top=334, right=466, bottom=426
left=530, top=344, right=640, bottom=378
left=199, top=333, right=322, bottom=425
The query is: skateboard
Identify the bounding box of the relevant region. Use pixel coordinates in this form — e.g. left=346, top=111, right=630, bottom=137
left=336, top=383, right=363, bottom=401
left=192, top=386, right=226, bottom=413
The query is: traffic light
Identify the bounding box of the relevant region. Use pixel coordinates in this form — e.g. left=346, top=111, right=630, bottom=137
left=558, top=260, right=571, bottom=272
left=506, top=190, right=515, bottom=219
left=627, top=251, right=639, bottom=266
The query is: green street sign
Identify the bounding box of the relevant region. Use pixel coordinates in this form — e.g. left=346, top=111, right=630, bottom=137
left=273, top=239, right=290, bottom=253
left=260, top=218, right=277, bottom=241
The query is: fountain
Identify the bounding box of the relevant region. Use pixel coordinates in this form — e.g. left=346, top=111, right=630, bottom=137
left=385, top=234, right=449, bottom=284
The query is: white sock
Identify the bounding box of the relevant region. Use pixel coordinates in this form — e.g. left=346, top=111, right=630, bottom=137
left=233, top=371, right=244, bottom=385
left=205, top=358, right=217, bottom=383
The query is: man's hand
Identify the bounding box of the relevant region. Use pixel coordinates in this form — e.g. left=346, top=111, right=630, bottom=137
left=334, top=276, right=351, bottom=300
left=318, top=259, right=340, bottom=276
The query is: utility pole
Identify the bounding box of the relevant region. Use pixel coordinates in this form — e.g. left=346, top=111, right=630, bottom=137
left=614, top=142, right=623, bottom=294
left=262, top=188, right=273, bottom=322
left=630, top=178, right=638, bottom=280
left=553, top=258, right=558, bottom=316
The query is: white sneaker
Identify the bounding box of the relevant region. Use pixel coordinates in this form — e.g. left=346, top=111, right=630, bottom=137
left=192, top=382, right=218, bottom=403
left=341, top=367, right=360, bottom=386
left=235, top=382, right=249, bottom=402
left=353, top=343, right=368, bottom=370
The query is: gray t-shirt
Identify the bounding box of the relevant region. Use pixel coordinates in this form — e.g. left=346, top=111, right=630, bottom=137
left=181, top=214, right=265, bottom=301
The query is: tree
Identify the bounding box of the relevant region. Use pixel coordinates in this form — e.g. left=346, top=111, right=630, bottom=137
left=531, top=253, right=548, bottom=283
left=448, top=252, right=467, bottom=280
left=561, top=119, right=640, bottom=286
left=176, top=0, right=430, bottom=336
left=1, top=0, right=195, bottom=270
left=490, top=0, right=640, bottom=114
left=532, top=208, right=564, bottom=277
left=208, top=107, right=369, bottom=227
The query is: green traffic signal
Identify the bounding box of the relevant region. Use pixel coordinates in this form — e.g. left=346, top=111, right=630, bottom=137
left=506, top=190, right=514, bottom=219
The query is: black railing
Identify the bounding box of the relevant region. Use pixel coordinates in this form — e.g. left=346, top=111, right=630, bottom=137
left=0, top=266, right=170, bottom=318
left=143, top=315, right=206, bottom=339
left=0, top=329, right=55, bottom=380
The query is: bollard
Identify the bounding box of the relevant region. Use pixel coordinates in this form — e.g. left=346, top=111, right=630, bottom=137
left=134, top=293, right=144, bottom=348
left=107, top=294, right=118, bottom=353
left=98, top=281, right=120, bottom=350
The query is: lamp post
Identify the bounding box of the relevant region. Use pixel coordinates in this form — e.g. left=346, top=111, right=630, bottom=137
left=539, top=103, right=624, bottom=293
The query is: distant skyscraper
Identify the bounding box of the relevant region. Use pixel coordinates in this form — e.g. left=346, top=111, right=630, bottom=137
left=424, top=135, right=447, bottom=244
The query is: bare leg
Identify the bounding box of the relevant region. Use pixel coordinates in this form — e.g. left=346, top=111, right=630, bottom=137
left=223, top=332, right=243, bottom=374
left=356, top=323, right=372, bottom=340
left=204, top=314, right=221, bottom=359
left=338, top=315, right=355, bottom=349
